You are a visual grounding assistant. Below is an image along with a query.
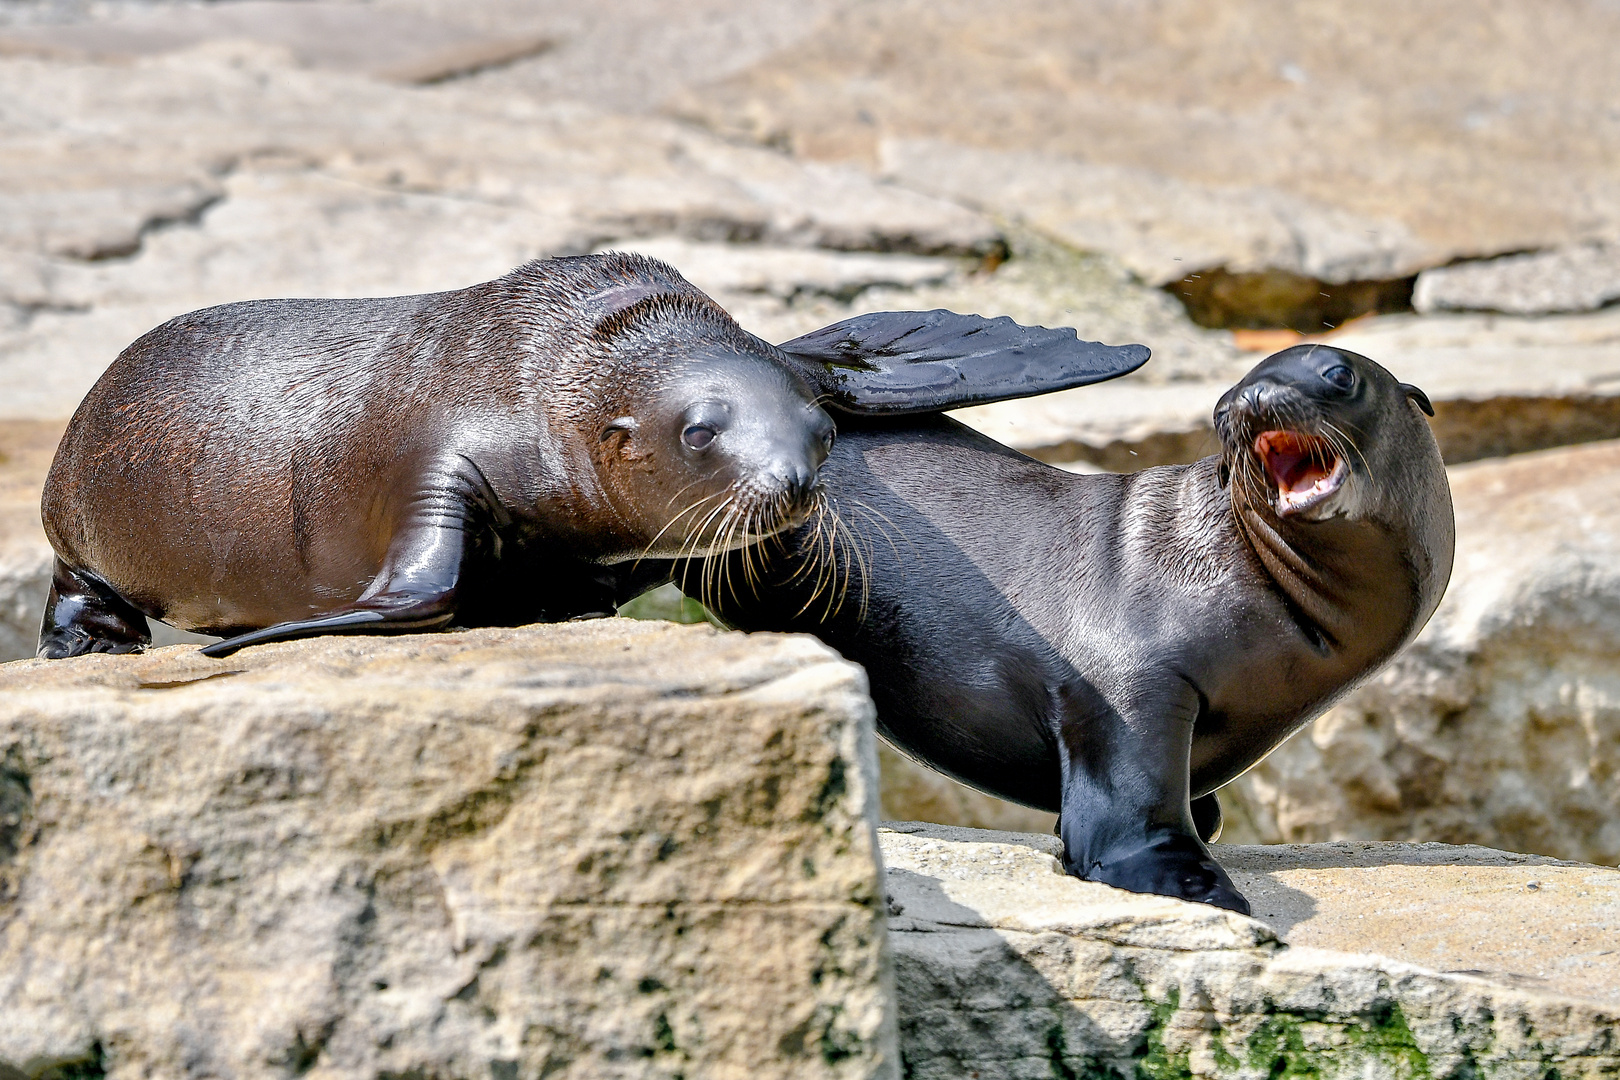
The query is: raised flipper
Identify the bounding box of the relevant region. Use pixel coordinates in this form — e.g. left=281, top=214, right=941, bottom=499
left=200, top=518, right=466, bottom=659
left=776, top=309, right=1149, bottom=415
left=38, top=559, right=152, bottom=659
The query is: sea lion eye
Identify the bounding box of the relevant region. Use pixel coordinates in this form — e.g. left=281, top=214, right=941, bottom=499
left=822, top=428, right=835, bottom=453
left=1322, top=365, right=1354, bottom=391
left=682, top=424, right=717, bottom=450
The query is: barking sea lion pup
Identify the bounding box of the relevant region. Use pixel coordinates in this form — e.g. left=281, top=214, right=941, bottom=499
left=38, top=253, right=1148, bottom=659
left=656, top=344, right=1454, bottom=913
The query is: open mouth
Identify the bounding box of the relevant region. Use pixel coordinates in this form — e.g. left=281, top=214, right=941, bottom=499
left=1253, top=430, right=1347, bottom=516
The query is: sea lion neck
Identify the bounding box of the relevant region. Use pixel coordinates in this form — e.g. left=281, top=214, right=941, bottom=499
left=1230, top=480, right=1420, bottom=659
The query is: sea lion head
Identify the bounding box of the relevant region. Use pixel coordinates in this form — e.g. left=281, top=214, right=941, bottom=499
left=587, top=292, right=834, bottom=561
left=1214, top=343, right=1439, bottom=525
left=1213, top=342, right=1454, bottom=657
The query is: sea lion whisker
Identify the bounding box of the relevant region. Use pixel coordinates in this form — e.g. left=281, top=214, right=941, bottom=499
left=792, top=499, right=840, bottom=619
left=845, top=497, right=909, bottom=566
left=740, top=502, right=768, bottom=596
left=635, top=488, right=730, bottom=567
left=680, top=495, right=739, bottom=601
left=703, top=506, right=725, bottom=606
left=713, top=501, right=748, bottom=607
left=785, top=494, right=836, bottom=589
left=820, top=505, right=849, bottom=619
left=1323, top=421, right=1374, bottom=481
left=828, top=502, right=870, bottom=622
left=661, top=475, right=718, bottom=512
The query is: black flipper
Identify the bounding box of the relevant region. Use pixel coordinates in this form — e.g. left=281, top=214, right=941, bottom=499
left=198, top=601, right=454, bottom=658
left=200, top=518, right=466, bottom=658
left=776, top=309, right=1150, bottom=415
left=38, top=558, right=152, bottom=659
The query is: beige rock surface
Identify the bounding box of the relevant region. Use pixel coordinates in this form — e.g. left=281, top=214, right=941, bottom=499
left=1224, top=842, right=1620, bottom=999
left=673, top=0, right=1620, bottom=273
left=1415, top=242, right=1620, bottom=317
left=880, top=139, right=1426, bottom=287
left=0, top=1, right=553, bottom=84
left=0, top=620, right=897, bottom=1080
left=0, top=43, right=996, bottom=419
left=883, top=823, right=1620, bottom=1078
left=1223, top=439, right=1620, bottom=864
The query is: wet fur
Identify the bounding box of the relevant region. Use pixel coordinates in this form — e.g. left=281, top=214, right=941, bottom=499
left=40, top=254, right=815, bottom=644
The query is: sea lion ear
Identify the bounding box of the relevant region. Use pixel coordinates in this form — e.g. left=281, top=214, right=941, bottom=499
left=1400, top=382, right=1435, bottom=417
left=775, top=309, right=1150, bottom=415
left=582, top=281, right=666, bottom=325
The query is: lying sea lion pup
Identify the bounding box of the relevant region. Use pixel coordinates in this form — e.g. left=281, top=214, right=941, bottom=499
left=37, top=252, right=1148, bottom=659
left=648, top=344, right=1454, bottom=913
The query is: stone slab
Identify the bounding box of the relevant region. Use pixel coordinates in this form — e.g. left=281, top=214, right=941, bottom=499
left=0, top=621, right=897, bottom=1079
left=0, top=43, right=994, bottom=267
left=1223, top=438, right=1620, bottom=866
left=671, top=0, right=1620, bottom=276
left=593, top=235, right=960, bottom=303
left=1415, top=242, right=1620, bottom=316
left=880, top=139, right=1427, bottom=287
left=1224, top=842, right=1620, bottom=1002
left=882, top=823, right=1620, bottom=1078
left=0, top=1, right=553, bottom=84
left=0, top=44, right=997, bottom=419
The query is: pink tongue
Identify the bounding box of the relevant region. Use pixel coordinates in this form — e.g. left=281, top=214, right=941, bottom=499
left=1255, top=432, right=1332, bottom=493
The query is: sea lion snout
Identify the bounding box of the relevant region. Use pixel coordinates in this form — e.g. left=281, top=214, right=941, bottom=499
left=603, top=352, right=833, bottom=557
left=1216, top=344, right=1380, bottom=519
left=719, top=400, right=831, bottom=532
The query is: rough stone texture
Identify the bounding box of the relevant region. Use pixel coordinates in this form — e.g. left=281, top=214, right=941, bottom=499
left=1222, top=439, right=1620, bottom=865
left=594, top=236, right=960, bottom=304
left=0, top=621, right=898, bottom=1079
left=672, top=0, right=1620, bottom=275
left=883, top=823, right=1620, bottom=1078
left=0, top=1, right=554, bottom=84
left=0, top=43, right=997, bottom=420
left=880, top=139, right=1424, bottom=287
left=1414, top=242, right=1620, bottom=316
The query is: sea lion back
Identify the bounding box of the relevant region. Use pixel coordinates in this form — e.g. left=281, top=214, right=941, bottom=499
left=42, top=292, right=445, bottom=627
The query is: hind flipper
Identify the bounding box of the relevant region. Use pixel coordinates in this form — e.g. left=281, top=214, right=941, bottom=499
left=38, top=559, right=152, bottom=659
left=200, top=595, right=455, bottom=658
left=201, top=517, right=465, bottom=659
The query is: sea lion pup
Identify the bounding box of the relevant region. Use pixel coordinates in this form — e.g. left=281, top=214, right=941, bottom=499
left=38, top=253, right=1148, bottom=660
left=650, top=344, right=1454, bottom=913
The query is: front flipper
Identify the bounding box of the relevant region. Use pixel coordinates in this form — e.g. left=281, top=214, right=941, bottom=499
left=776, top=309, right=1149, bottom=415
left=201, top=519, right=465, bottom=659
left=1056, top=678, right=1249, bottom=914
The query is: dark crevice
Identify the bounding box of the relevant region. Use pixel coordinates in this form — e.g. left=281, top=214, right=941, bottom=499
left=1166, top=267, right=1416, bottom=333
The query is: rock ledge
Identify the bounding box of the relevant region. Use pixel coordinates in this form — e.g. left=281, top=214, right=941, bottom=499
left=0, top=622, right=896, bottom=1080
left=882, top=823, right=1620, bottom=1079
